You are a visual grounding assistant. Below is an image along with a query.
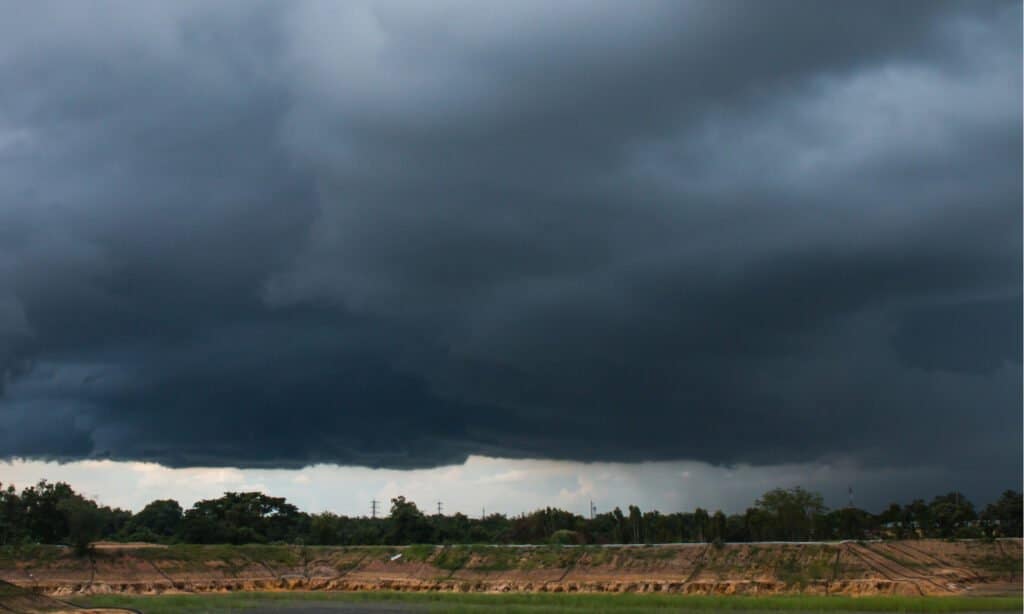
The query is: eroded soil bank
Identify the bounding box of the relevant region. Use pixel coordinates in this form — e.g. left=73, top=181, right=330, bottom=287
left=2, top=539, right=1019, bottom=598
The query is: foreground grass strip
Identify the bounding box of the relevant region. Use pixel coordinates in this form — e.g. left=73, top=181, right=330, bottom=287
left=75, top=591, right=1024, bottom=613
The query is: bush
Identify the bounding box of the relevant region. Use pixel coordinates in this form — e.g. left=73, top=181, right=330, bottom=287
left=549, top=530, right=582, bottom=545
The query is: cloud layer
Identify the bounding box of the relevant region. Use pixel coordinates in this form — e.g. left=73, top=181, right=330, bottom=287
left=0, top=1, right=1020, bottom=499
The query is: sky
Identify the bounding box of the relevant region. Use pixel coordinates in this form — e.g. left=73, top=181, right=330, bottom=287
left=0, top=1, right=1021, bottom=516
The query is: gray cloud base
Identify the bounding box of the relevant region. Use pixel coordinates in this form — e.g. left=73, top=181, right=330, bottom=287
left=0, top=1, right=1020, bottom=501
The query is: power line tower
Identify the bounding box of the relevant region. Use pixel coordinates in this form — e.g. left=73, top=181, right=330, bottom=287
left=437, top=501, right=443, bottom=516
left=371, top=499, right=379, bottom=519
left=848, top=486, right=854, bottom=509
left=590, top=500, right=596, bottom=520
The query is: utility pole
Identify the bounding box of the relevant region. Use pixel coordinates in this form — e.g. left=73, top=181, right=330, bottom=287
left=371, top=499, right=379, bottom=519
left=437, top=501, right=443, bottom=516
left=482, top=506, right=485, bottom=520
left=848, top=486, right=854, bottom=509
left=590, top=500, right=596, bottom=520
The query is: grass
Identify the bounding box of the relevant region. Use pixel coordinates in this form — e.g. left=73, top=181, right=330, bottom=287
left=127, top=543, right=301, bottom=566
left=974, top=555, right=1019, bottom=575
left=469, top=545, right=522, bottom=571
left=0, top=544, right=68, bottom=567
left=628, top=545, right=678, bottom=560
left=578, top=545, right=616, bottom=566
left=74, top=591, right=1024, bottom=613
left=402, top=544, right=439, bottom=562
left=519, top=546, right=580, bottom=570
left=433, top=546, right=472, bottom=571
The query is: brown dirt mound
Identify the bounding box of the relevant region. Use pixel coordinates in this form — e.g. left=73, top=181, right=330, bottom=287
left=1, top=540, right=1019, bottom=598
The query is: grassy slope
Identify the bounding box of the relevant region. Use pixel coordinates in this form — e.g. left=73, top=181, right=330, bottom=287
left=0, top=579, right=81, bottom=613
left=75, top=592, right=1024, bottom=614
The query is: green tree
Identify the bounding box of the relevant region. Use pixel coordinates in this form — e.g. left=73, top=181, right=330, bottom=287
left=182, top=492, right=306, bottom=544
left=20, top=480, right=77, bottom=543
left=904, top=499, right=930, bottom=537
left=308, top=512, right=341, bottom=545
left=627, top=505, right=642, bottom=543
left=0, top=484, right=25, bottom=545
left=124, top=499, right=183, bottom=541
left=693, top=508, right=710, bottom=542
left=929, top=492, right=975, bottom=538
left=387, top=496, right=433, bottom=544
left=58, top=498, right=105, bottom=555
left=755, top=487, right=826, bottom=541
left=878, top=502, right=906, bottom=538
left=611, top=507, right=626, bottom=543
left=709, top=510, right=727, bottom=542
left=981, top=490, right=1023, bottom=537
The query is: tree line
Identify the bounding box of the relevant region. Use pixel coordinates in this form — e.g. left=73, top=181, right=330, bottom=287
left=0, top=480, right=1020, bottom=553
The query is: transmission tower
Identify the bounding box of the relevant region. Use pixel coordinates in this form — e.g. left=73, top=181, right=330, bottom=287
left=371, top=499, right=379, bottom=519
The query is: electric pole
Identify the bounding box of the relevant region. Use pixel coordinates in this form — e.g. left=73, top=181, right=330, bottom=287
left=437, top=501, right=443, bottom=516
left=590, top=500, right=596, bottom=520
left=371, top=499, right=379, bottom=519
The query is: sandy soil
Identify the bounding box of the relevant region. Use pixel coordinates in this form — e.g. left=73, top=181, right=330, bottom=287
left=1, top=539, right=1019, bottom=599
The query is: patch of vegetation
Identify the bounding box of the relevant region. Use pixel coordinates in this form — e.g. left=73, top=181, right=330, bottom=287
left=519, top=545, right=578, bottom=570
left=777, top=555, right=807, bottom=587
left=549, top=529, right=582, bottom=545
left=804, top=561, right=831, bottom=580
left=0, top=544, right=67, bottom=568
left=129, top=543, right=298, bottom=566
left=975, top=555, right=1019, bottom=576
left=629, top=545, right=677, bottom=560
left=433, top=546, right=472, bottom=571
left=365, top=545, right=401, bottom=558
left=468, top=545, right=520, bottom=571
left=578, top=546, right=615, bottom=566
left=774, top=555, right=829, bottom=587
left=73, top=591, right=1024, bottom=613
left=402, top=544, right=438, bottom=562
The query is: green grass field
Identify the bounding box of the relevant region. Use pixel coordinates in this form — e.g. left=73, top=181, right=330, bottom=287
left=74, top=591, right=1024, bottom=614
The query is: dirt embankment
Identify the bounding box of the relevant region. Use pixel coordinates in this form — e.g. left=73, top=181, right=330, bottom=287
left=1, top=540, right=1019, bottom=598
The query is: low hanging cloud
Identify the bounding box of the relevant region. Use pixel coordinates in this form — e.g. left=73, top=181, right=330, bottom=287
left=0, top=1, right=1020, bottom=501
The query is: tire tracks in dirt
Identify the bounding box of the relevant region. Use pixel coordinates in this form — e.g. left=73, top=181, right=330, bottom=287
left=826, top=545, right=841, bottom=596
left=440, top=546, right=464, bottom=581
left=888, top=542, right=978, bottom=583
left=991, top=540, right=1020, bottom=581
left=682, top=543, right=712, bottom=585
left=237, top=551, right=284, bottom=585
left=325, top=551, right=372, bottom=586
left=843, top=544, right=910, bottom=592
left=86, top=552, right=96, bottom=592
left=147, top=560, right=193, bottom=593
left=553, top=549, right=583, bottom=584
left=846, top=543, right=949, bottom=595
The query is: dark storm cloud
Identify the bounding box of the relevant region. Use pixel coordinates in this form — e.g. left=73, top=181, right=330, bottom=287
left=0, top=1, right=1020, bottom=497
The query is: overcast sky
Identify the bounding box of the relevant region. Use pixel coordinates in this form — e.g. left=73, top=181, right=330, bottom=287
left=0, top=1, right=1020, bottom=515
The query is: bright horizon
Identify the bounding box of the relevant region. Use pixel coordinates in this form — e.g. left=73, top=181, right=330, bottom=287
left=0, top=455, right=1000, bottom=518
